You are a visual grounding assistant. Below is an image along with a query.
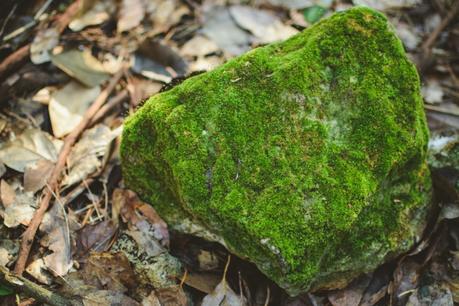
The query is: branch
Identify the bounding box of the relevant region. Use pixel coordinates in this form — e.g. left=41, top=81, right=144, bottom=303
left=0, top=265, right=83, bottom=306
left=14, top=68, right=125, bottom=275
left=0, top=0, right=81, bottom=81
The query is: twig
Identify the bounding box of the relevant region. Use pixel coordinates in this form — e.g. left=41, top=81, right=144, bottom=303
left=422, top=1, right=459, bottom=52
left=0, top=265, right=83, bottom=306
left=89, top=89, right=129, bottom=126
left=14, top=68, right=125, bottom=275
left=0, top=0, right=81, bottom=81
left=424, top=104, right=459, bottom=117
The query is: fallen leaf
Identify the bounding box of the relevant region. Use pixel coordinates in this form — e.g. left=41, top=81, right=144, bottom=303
left=51, top=49, right=110, bottom=87
left=3, top=189, right=36, bottom=228
left=202, top=6, right=253, bottom=56
left=75, top=219, right=118, bottom=257
left=0, top=129, right=59, bottom=172
left=202, top=257, right=247, bottom=306
left=352, top=0, right=421, bottom=11
left=40, top=202, right=79, bottom=276
left=0, top=238, right=19, bottom=267
left=395, top=22, right=420, bottom=51
left=49, top=81, right=100, bottom=138
left=141, top=292, right=161, bottom=306
left=32, top=86, right=56, bottom=105
left=24, top=159, right=54, bottom=193
left=184, top=272, right=221, bottom=294
left=82, top=252, right=137, bottom=292
left=262, top=0, right=318, bottom=9
left=113, top=188, right=169, bottom=246
left=180, top=35, right=220, bottom=58
left=407, top=283, right=454, bottom=306
left=69, top=0, right=115, bottom=32
left=62, top=124, right=121, bottom=186
left=155, top=285, right=188, bottom=306
left=0, top=180, right=16, bottom=207
left=229, top=6, right=298, bottom=43
left=26, top=258, right=53, bottom=285
left=118, top=0, right=145, bottom=32
left=144, top=0, right=189, bottom=32
left=422, top=78, right=444, bottom=104
left=30, top=28, right=60, bottom=64
left=83, top=290, right=140, bottom=306
left=133, top=40, right=188, bottom=82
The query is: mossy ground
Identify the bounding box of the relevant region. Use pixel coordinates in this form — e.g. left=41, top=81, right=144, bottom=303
left=121, top=7, right=431, bottom=295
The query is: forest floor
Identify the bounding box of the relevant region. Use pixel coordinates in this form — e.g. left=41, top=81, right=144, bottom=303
left=0, top=0, right=458, bottom=305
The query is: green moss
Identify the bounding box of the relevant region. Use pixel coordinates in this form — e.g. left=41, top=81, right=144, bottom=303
left=121, top=7, right=431, bottom=295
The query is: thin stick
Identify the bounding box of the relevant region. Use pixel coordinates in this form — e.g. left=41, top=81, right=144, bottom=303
left=89, top=89, right=129, bottom=126
left=0, top=265, right=83, bottom=306
left=14, top=68, right=124, bottom=275
left=422, top=1, right=459, bottom=52
left=0, top=0, right=81, bottom=81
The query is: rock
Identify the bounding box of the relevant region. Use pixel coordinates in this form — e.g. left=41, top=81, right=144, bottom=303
left=121, top=7, right=432, bottom=295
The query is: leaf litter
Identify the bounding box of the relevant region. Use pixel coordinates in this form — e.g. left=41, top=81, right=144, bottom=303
left=1, top=0, right=459, bottom=305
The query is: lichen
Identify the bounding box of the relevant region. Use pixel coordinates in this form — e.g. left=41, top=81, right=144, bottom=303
left=121, top=7, right=432, bottom=295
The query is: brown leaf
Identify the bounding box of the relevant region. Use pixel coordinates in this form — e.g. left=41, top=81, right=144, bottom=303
left=83, top=290, right=140, bottom=306
left=75, top=220, right=118, bottom=258
left=155, top=285, right=188, bottom=306
left=24, top=158, right=54, bottom=193
left=183, top=272, right=221, bottom=294
left=328, top=274, right=372, bottom=306
left=118, top=0, right=145, bottom=32
left=82, top=252, right=137, bottom=292
left=39, top=203, right=79, bottom=276
left=0, top=180, right=16, bottom=207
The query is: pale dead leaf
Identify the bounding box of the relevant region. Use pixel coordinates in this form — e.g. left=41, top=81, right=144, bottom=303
left=422, top=79, right=444, bottom=104
left=202, top=6, right=252, bottom=56
left=69, top=0, right=116, bottom=31
left=141, top=292, right=161, bottom=306
left=83, top=291, right=140, bottom=306
left=184, top=272, right=221, bottom=294
left=3, top=188, right=36, bottom=228
left=0, top=129, right=59, bottom=172
left=49, top=81, right=100, bottom=138
left=24, top=159, right=54, bottom=193
left=155, top=285, right=188, bottom=306
left=62, top=124, right=121, bottom=186
left=202, top=257, right=247, bottom=306
left=180, top=35, right=220, bottom=58
left=118, top=0, right=145, bottom=32
left=26, top=258, right=53, bottom=284
left=1, top=180, right=16, bottom=207
left=144, top=0, right=189, bottom=32
left=352, top=0, right=420, bottom=11
left=32, top=86, right=57, bottom=105
left=30, top=28, right=59, bottom=64
left=40, top=203, right=76, bottom=276
left=229, top=6, right=298, bottom=44
left=51, top=49, right=110, bottom=87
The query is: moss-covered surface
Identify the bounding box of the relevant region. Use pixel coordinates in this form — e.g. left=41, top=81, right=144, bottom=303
left=121, top=7, right=432, bottom=295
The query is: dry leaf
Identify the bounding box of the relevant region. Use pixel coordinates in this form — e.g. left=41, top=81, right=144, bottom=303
left=352, top=0, right=420, bottom=11
left=202, top=257, right=247, bottom=306
left=75, top=219, right=118, bottom=257
left=51, top=49, right=110, bottom=87
left=30, top=28, right=59, bottom=64
left=49, top=81, right=100, bottom=138
left=141, top=292, right=161, bottom=306
left=229, top=6, right=298, bottom=44
left=26, top=258, right=53, bottom=284
left=180, top=35, right=220, bottom=58
left=184, top=272, right=221, bottom=294
left=144, top=0, right=189, bottom=32
left=70, top=0, right=116, bottom=31
left=118, top=0, right=145, bottom=32
left=328, top=274, right=372, bottom=306
left=83, top=290, right=140, bottom=306
left=40, top=203, right=77, bottom=276
left=202, top=6, right=252, bottom=56
left=0, top=129, right=59, bottom=172
left=24, top=159, right=54, bottom=193
left=62, top=124, right=121, bottom=186
left=3, top=188, right=36, bottom=228
left=82, top=252, right=137, bottom=292
left=155, top=285, right=188, bottom=306
left=0, top=180, right=16, bottom=207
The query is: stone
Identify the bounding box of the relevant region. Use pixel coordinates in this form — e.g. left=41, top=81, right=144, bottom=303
left=121, top=7, right=432, bottom=295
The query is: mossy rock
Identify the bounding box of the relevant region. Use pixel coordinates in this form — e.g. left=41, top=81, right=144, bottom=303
left=121, top=7, right=432, bottom=295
